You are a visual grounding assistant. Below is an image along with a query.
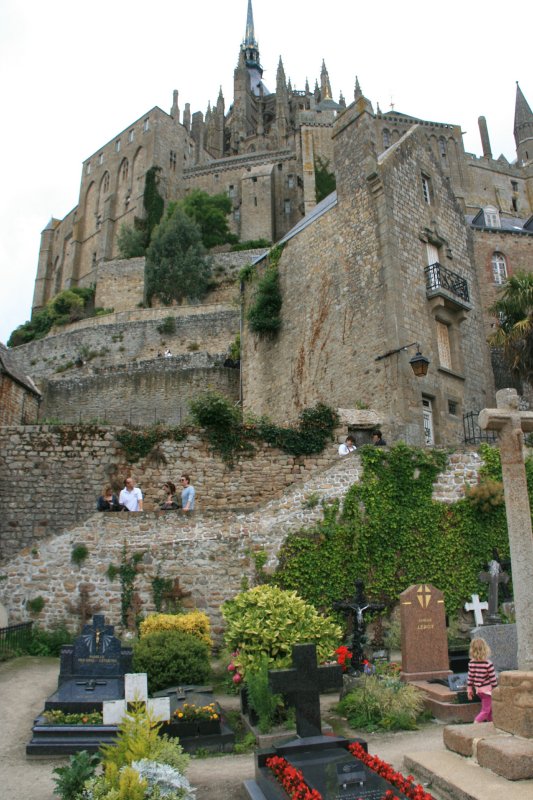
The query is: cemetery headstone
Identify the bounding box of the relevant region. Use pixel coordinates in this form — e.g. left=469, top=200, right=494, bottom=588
left=269, top=643, right=343, bottom=737
left=400, top=583, right=451, bottom=681
left=478, top=558, right=509, bottom=624
left=333, top=579, right=384, bottom=672
left=464, top=594, right=488, bottom=627
left=102, top=673, right=170, bottom=725
left=470, top=624, right=518, bottom=672
left=46, top=615, right=132, bottom=711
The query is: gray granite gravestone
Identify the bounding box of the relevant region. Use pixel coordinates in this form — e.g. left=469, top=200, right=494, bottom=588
left=470, top=624, right=518, bottom=672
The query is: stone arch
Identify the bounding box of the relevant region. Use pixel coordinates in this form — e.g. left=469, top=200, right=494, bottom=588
left=132, top=147, right=146, bottom=195
left=115, top=157, right=130, bottom=212
left=53, top=255, right=63, bottom=296
left=82, top=181, right=97, bottom=239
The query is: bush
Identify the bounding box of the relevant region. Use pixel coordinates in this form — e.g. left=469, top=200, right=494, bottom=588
left=245, top=656, right=283, bottom=733
left=71, top=543, right=89, bottom=566
left=336, top=675, right=426, bottom=732
left=247, top=265, right=282, bottom=335
left=139, top=611, right=212, bottom=648
left=156, top=316, right=177, bottom=335
left=221, top=585, right=342, bottom=677
left=27, top=596, right=45, bottom=614
left=53, top=750, right=101, bottom=800
left=23, top=625, right=75, bottom=656
left=132, top=630, right=210, bottom=692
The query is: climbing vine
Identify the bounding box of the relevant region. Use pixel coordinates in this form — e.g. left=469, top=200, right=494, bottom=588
left=188, top=392, right=338, bottom=466
left=246, top=244, right=285, bottom=336
left=115, top=424, right=186, bottom=463
left=273, top=443, right=522, bottom=615
left=107, top=547, right=145, bottom=626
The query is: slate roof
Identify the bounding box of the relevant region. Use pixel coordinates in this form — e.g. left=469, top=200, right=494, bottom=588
left=0, top=343, right=41, bottom=397
left=467, top=212, right=533, bottom=235
left=252, top=191, right=338, bottom=265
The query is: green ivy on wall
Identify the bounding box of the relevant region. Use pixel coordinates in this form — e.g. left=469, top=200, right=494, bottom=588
left=246, top=244, right=285, bottom=336
left=273, top=443, right=526, bottom=615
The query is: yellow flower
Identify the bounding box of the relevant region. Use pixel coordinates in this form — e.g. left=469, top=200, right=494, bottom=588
left=177, top=712, right=183, bottom=718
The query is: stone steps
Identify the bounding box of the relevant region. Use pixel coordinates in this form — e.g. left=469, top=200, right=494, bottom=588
left=404, top=748, right=533, bottom=800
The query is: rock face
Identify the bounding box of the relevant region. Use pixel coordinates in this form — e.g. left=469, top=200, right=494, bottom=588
left=492, top=671, right=533, bottom=738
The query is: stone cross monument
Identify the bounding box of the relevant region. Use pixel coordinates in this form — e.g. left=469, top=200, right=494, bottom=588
left=478, top=388, right=533, bottom=671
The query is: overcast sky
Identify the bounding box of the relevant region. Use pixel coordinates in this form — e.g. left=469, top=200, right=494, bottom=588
left=0, top=0, right=530, bottom=346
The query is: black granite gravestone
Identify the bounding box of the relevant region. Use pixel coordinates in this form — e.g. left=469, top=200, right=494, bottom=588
left=27, top=616, right=132, bottom=755
left=269, top=643, right=343, bottom=737
left=45, top=615, right=132, bottom=712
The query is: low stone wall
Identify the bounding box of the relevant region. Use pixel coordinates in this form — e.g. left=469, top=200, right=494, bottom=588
left=0, top=424, right=338, bottom=562
left=39, top=356, right=239, bottom=425
left=0, top=448, right=487, bottom=642
left=8, top=306, right=240, bottom=383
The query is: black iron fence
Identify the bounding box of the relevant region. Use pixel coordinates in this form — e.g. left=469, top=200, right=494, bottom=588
left=0, top=621, right=33, bottom=655
left=425, top=262, right=470, bottom=303
left=463, top=411, right=498, bottom=445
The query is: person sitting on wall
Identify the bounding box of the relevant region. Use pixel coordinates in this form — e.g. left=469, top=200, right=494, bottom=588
left=160, top=481, right=179, bottom=510
left=338, top=435, right=357, bottom=456
left=119, top=477, right=144, bottom=512
left=180, top=473, right=195, bottom=512
left=372, top=430, right=387, bottom=447
left=97, top=485, right=121, bottom=512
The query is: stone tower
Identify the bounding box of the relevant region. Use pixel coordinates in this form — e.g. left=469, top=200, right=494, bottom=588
left=514, top=82, right=533, bottom=164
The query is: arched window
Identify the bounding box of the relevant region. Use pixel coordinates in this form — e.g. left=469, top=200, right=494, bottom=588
left=102, top=172, right=110, bottom=193
left=438, top=137, right=447, bottom=158
left=382, top=128, right=390, bottom=149
left=120, top=159, right=129, bottom=183
left=491, top=252, right=507, bottom=285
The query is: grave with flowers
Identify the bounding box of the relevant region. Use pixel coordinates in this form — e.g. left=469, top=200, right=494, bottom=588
left=244, top=643, right=436, bottom=800
left=154, top=685, right=235, bottom=753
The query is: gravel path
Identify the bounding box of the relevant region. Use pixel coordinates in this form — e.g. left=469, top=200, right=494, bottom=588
left=1, top=657, right=446, bottom=800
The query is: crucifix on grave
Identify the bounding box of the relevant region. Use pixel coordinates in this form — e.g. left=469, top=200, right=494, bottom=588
left=478, top=558, right=510, bottom=625
left=478, top=388, right=533, bottom=671
left=102, top=673, right=170, bottom=725
left=268, top=643, right=343, bottom=737
left=333, top=579, right=385, bottom=672
left=464, top=593, right=489, bottom=627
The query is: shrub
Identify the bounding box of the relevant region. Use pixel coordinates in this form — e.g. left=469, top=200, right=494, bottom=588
left=465, top=479, right=505, bottom=513
left=71, top=543, right=89, bottom=566
left=336, top=675, right=426, bottom=732
left=221, top=585, right=342, bottom=677
left=27, top=596, right=45, bottom=614
left=245, top=656, right=283, bottom=733
left=139, top=611, right=212, bottom=648
left=132, top=630, right=210, bottom=692
left=53, top=750, right=101, bottom=800
left=247, top=265, right=282, bottom=335
left=156, top=316, right=177, bottom=335
left=23, top=625, right=74, bottom=656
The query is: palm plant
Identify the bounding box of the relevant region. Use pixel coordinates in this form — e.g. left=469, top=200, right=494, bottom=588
left=488, top=272, right=533, bottom=385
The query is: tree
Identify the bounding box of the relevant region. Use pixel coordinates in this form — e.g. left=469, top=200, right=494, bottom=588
left=145, top=207, right=212, bottom=306
left=116, top=223, right=148, bottom=259
left=314, top=156, right=336, bottom=203
left=488, top=272, right=533, bottom=385
left=180, top=190, right=237, bottom=249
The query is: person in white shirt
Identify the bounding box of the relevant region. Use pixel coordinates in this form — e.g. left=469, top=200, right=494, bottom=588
left=119, top=477, right=143, bottom=511
left=338, top=435, right=357, bottom=456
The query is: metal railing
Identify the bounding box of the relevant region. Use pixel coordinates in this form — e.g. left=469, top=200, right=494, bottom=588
left=0, top=621, right=33, bottom=655
left=425, top=262, right=470, bottom=303
left=463, top=411, right=497, bottom=445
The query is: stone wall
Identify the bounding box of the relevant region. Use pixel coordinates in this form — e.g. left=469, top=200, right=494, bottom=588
left=0, top=374, right=40, bottom=426
left=8, top=306, right=239, bottom=383
left=0, top=449, right=485, bottom=641
left=0, top=424, right=338, bottom=562
left=242, top=109, right=495, bottom=446
left=38, top=356, right=239, bottom=425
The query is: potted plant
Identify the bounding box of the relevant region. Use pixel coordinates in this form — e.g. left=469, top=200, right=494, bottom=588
left=169, top=702, right=221, bottom=737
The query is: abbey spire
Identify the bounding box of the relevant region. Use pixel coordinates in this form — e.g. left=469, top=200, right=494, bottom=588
left=514, top=82, right=533, bottom=163
left=240, top=0, right=267, bottom=96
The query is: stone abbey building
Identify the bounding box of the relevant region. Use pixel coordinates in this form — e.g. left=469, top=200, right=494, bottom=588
left=25, top=0, right=533, bottom=446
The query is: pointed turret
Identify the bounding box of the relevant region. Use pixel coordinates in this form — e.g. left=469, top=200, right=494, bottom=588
left=275, top=57, right=289, bottom=141
left=514, top=82, right=533, bottom=163
left=320, top=60, right=333, bottom=100
left=352, top=76, right=374, bottom=115
left=240, top=0, right=266, bottom=95
left=354, top=76, right=362, bottom=102
left=170, top=89, right=180, bottom=122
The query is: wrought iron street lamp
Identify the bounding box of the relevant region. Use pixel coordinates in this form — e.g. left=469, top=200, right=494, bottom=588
left=375, top=342, right=430, bottom=377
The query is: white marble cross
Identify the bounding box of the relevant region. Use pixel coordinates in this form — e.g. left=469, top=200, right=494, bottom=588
left=478, top=388, right=533, bottom=671
left=464, top=593, right=488, bottom=626
left=103, top=673, right=170, bottom=725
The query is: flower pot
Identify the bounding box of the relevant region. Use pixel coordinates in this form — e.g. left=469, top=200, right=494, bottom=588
left=167, top=721, right=198, bottom=737
left=197, top=719, right=221, bottom=736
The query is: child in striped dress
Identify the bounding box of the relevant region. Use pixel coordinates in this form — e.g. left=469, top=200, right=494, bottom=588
left=467, top=638, right=498, bottom=722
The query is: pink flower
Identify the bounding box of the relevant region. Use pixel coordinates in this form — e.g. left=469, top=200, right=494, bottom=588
left=227, top=662, right=235, bottom=672
left=232, top=672, right=242, bottom=684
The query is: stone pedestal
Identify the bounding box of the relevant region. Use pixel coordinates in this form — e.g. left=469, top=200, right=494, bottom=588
left=492, top=671, right=533, bottom=738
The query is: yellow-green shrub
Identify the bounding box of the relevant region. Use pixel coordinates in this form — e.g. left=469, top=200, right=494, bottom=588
left=139, top=611, right=212, bottom=648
